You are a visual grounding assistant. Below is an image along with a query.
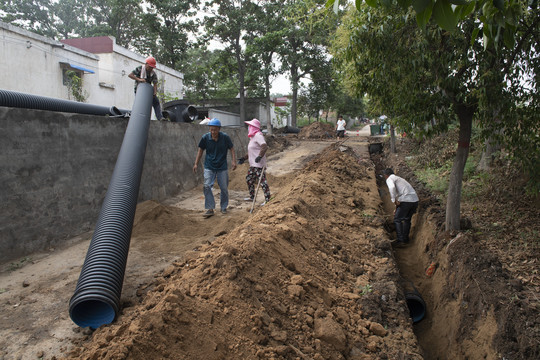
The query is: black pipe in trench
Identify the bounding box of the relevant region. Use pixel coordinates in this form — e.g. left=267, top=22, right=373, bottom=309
left=0, top=89, right=129, bottom=116
left=69, top=83, right=153, bottom=328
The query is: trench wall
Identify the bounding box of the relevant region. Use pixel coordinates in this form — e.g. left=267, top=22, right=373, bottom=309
left=0, top=107, right=249, bottom=264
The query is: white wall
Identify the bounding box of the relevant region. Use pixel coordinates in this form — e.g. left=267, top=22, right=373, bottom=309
left=209, top=109, right=241, bottom=127
left=110, top=44, right=184, bottom=115
left=1, top=21, right=99, bottom=101
left=1, top=21, right=184, bottom=117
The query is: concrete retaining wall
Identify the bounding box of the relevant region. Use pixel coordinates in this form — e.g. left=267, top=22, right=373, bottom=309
left=0, top=107, right=248, bottom=264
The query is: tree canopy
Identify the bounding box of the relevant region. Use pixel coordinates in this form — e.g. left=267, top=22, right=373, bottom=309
left=331, top=0, right=539, bottom=229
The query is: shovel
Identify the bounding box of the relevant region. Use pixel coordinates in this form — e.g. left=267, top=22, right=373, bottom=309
left=250, top=165, right=267, bottom=213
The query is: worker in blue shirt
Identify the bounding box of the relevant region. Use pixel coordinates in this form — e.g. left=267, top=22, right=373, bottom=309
left=193, top=119, right=237, bottom=218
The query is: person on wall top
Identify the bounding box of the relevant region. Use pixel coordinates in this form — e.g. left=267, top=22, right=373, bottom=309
left=128, top=56, right=165, bottom=121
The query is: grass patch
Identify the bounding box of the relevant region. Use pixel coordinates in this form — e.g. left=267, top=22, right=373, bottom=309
left=415, top=165, right=450, bottom=196
left=7, top=257, right=31, bottom=272
left=297, top=118, right=333, bottom=127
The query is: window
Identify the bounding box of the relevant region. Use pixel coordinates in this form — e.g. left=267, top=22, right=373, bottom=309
left=62, top=68, right=83, bottom=86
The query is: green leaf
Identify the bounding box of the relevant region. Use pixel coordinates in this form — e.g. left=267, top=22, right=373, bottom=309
left=457, top=2, right=476, bottom=18
left=471, top=27, right=480, bottom=46
left=447, top=0, right=469, bottom=4
left=412, top=0, right=432, bottom=13
left=416, top=7, right=432, bottom=28
left=432, top=0, right=458, bottom=31
left=493, top=0, right=505, bottom=11
left=366, top=0, right=378, bottom=7
left=483, top=31, right=490, bottom=50
left=325, top=0, right=335, bottom=9
left=397, top=0, right=412, bottom=7
left=356, top=0, right=364, bottom=9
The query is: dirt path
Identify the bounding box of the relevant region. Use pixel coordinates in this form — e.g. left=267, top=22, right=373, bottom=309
left=0, top=137, right=354, bottom=360
left=4, top=124, right=540, bottom=360
left=60, top=136, right=426, bottom=360
left=3, top=125, right=535, bottom=360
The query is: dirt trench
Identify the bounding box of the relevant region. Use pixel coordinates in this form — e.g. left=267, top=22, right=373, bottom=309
left=3, top=133, right=535, bottom=360
left=58, top=139, right=427, bottom=360
left=373, top=146, right=540, bottom=360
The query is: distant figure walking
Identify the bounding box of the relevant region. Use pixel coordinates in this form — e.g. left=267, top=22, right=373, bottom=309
left=238, top=119, right=271, bottom=205
left=383, top=168, right=419, bottom=246
left=336, top=116, right=346, bottom=140
left=193, top=118, right=237, bottom=218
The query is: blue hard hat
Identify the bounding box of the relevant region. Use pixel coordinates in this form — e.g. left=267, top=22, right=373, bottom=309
left=208, top=118, right=221, bottom=127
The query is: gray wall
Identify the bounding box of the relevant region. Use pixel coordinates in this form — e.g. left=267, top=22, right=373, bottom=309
left=0, top=107, right=248, bottom=264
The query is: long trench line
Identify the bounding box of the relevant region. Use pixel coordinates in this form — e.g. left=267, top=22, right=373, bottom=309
left=370, top=148, right=465, bottom=359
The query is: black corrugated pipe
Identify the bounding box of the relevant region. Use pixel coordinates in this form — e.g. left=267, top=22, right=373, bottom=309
left=162, top=100, right=198, bottom=122
left=402, top=280, right=426, bottom=323
left=69, top=83, right=153, bottom=329
left=0, top=89, right=130, bottom=117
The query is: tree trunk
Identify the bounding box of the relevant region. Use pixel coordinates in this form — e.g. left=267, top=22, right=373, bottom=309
left=478, top=108, right=501, bottom=171
left=390, top=125, right=396, bottom=153
left=264, top=77, right=273, bottom=135
left=478, top=136, right=500, bottom=171
left=291, top=87, right=298, bottom=128
left=445, top=104, right=475, bottom=231
left=239, top=70, right=246, bottom=123
left=234, top=36, right=246, bottom=123
left=290, top=65, right=298, bottom=128
left=266, top=98, right=273, bottom=135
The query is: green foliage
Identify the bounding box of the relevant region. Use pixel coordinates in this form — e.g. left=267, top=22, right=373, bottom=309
left=157, top=79, right=180, bottom=103
left=415, top=166, right=450, bottom=195
left=274, top=104, right=292, bottom=128
left=7, top=257, right=31, bottom=272
left=183, top=48, right=239, bottom=102
left=327, top=0, right=524, bottom=53
left=297, top=117, right=333, bottom=127
left=358, top=283, right=373, bottom=296
left=141, top=0, right=198, bottom=69
left=1, top=0, right=146, bottom=45
left=0, top=0, right=56, bottom=37
left=461, top=169, right=492, bottom=200
left=65, top=70, right=88, bottom=102
left=277, top=0, right=341, bottom=126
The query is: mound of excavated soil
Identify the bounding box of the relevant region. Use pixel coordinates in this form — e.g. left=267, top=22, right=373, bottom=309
left=265, top=135, right=292, bottom=155
left=65, top=144, right=422, bottom=359
left=299, top=122, right=335, bottom=139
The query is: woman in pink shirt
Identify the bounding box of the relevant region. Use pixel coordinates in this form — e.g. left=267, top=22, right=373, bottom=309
left=238, top=119, right=271, bottom=205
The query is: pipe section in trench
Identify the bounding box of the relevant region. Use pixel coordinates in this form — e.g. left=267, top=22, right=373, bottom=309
left=69, top=83, right=153, bottom=329
left=0, top=89, right=129, bottom=117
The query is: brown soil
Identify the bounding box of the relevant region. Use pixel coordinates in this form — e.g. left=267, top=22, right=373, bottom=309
left=1, top=123, right=538, bottom=360
left=298, top=122, right=336, bottom=139
left=373, top=136, right=540, bottom=360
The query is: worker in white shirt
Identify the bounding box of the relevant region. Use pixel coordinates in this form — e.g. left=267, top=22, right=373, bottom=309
left=336, top=116, right=346, bottom=140
left=383, top=168, right=419, bottom=246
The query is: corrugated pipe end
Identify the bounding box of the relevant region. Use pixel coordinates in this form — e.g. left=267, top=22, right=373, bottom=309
left=69, top=288, right=119, bottom=329
left=405, top=292, right=426, bottom=323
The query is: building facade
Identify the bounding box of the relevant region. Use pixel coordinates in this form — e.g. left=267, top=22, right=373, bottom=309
left=1, top=21, right=184, bottom=117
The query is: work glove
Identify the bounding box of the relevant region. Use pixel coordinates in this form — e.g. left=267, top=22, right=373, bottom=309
left=238, top=157, right=245, bottom=165
left=255, top=156, right=262, bottom=163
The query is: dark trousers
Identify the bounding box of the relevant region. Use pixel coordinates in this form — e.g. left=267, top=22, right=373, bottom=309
left=394, top=201, right=418, bottom=243
left=152, top=95, right=162, bottom=120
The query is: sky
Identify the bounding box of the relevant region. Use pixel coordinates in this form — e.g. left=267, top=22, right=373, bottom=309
left=271, top=74, right=291, bottom=96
